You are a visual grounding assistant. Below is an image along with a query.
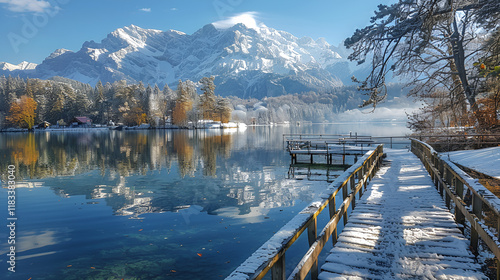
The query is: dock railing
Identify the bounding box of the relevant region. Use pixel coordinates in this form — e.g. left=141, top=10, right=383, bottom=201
left=411, top=138, right=500, bottom=278
left=283, top=134, right=411, bottom=151
left=226, top=144, right=384, bottom=280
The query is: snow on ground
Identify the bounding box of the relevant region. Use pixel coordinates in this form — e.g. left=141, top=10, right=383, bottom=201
left=443, top=146, right=500, bottom=179
left=319, top=149, right=485, bottom=279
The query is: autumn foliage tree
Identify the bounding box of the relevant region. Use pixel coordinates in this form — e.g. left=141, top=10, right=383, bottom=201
left=172, top=81, right=193, bottom=126
left=7, top=95, right=37, bottom=129
left=124, top=106, right=147, bottom=126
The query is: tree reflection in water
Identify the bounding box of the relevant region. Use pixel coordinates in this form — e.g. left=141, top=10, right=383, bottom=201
left=0, top=129, right=319, bottom=219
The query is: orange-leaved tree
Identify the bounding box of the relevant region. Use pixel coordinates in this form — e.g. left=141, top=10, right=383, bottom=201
left=124, top=106, right=147, bottom=126
left=6, top=95, right=38, bottom=129
left=172, top=81, right=193, bottom=126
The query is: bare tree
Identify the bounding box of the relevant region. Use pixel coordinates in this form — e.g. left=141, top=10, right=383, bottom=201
left=345, top=0, right=499, bottom=127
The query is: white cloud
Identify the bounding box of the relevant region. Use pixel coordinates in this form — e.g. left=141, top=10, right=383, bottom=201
left=139, top=8, right=151, bottom=12
left=212, top=11, right=261, bottom=31
left=170, top=7, right=177, bottom=11
left=0, top=0, right=52, bottom=13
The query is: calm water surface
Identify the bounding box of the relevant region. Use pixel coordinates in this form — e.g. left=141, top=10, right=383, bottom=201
left=0, top=123, right=409, bottom=279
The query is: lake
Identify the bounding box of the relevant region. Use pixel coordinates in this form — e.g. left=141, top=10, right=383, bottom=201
left=0, top=122, right=410, bottom=279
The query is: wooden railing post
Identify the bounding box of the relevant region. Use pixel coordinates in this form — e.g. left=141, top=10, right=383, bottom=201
left=350, top=176, right=356, bottom=209
left=439, top=168, right=446, bottom=196
left=358, top=169, right=363, bottom=198
left=445, top=187, right=451, bottom=209
left=272, top=254, right=286, bottom=280
left=363, top=165, right=367, bottom=190
left=329, top=196, right=337, bottom=246
left=445, top=175, right=451, bottom=209
left=308, top=218, right=319, bottom=280
left=454, top=179, right=465, bottom=227
left=471, top=193, right=483, bottom=254
left=371, top=155, right=375, bottom=180
left=343, top=183, right=348, bottom=226
left=496, top=258, right=500, bottom=280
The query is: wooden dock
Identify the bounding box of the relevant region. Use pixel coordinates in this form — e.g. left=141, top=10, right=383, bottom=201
left=228, top=139, right=500, bottom=280
left=285, top=134, right=374, bottom=165
left=319, top=149, right=484, bottom=279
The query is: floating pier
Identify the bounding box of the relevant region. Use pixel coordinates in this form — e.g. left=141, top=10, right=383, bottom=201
left=285, top=133, right=374, bottom=165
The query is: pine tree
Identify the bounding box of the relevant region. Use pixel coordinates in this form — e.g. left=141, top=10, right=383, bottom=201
left=163, top=84, right=176, bottom=124
left=199, top=76, right=217, bottom=120
left=215, top=97, right=232, bottom=123
left=25, top=78, right=34, bottom=98
left=94, top=80, right=105, bottom=124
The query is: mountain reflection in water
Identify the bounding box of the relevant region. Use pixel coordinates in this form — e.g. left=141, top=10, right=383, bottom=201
left=0, top=129, right=321, bottom=219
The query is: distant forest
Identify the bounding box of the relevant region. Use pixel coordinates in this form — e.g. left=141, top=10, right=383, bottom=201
left=0, top=75, right=409, bottom=128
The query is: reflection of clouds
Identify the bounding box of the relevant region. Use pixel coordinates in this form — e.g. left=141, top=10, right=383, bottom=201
left=213, top=206, right=270, bottom=224
left=226, top=175, right=307, bottom=208
left=179, top=205, right=203, bottom=225
left=0, top=230, right=67, bottom=258
left=17, top=231, right=59, bottom=253
left=8, top=181, right=43, bottom=188
left=17, top=251, right=57, bottom=261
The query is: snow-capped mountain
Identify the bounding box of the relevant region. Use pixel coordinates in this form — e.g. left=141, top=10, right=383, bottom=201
left=1, top=61, right=37, bottom=71
left=0, top=22, right=352, bottom=98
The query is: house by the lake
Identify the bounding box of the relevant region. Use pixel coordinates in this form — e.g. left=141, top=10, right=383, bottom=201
left=71, top=116, right=92, bottom=127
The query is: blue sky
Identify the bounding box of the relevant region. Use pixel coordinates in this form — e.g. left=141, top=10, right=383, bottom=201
left=0, top=0, right=394, bottom=64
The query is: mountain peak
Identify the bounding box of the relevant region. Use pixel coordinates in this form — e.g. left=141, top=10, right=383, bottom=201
left=112, top=24, right=162, bottom=39
left=1, top=61, right=37, bottom=71
left=212, top=12, right=261, bottom=32
left=46, top=48, right=73, bottom=60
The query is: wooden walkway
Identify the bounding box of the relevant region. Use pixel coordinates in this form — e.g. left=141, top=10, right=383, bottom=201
left=319, top=149, right=486, bottom=280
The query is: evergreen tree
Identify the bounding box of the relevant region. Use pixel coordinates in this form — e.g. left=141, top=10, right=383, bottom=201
left=25, top=78, right=34, bottom=98
left=198, top=76, right=217, bottom=120
left=215, top=97, right=232, bottom=123
left=163, top=84, right=176, bottom=124
left=143, top=84, right=152, bottom=115
left=94, top=81, right=105, bottom=124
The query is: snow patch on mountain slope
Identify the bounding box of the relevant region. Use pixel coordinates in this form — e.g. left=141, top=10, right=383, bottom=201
left=1, top=61, right=37, bottom=71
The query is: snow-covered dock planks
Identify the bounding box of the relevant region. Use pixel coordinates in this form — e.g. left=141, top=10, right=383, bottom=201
left=319, top=149, right=486, bottom=280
